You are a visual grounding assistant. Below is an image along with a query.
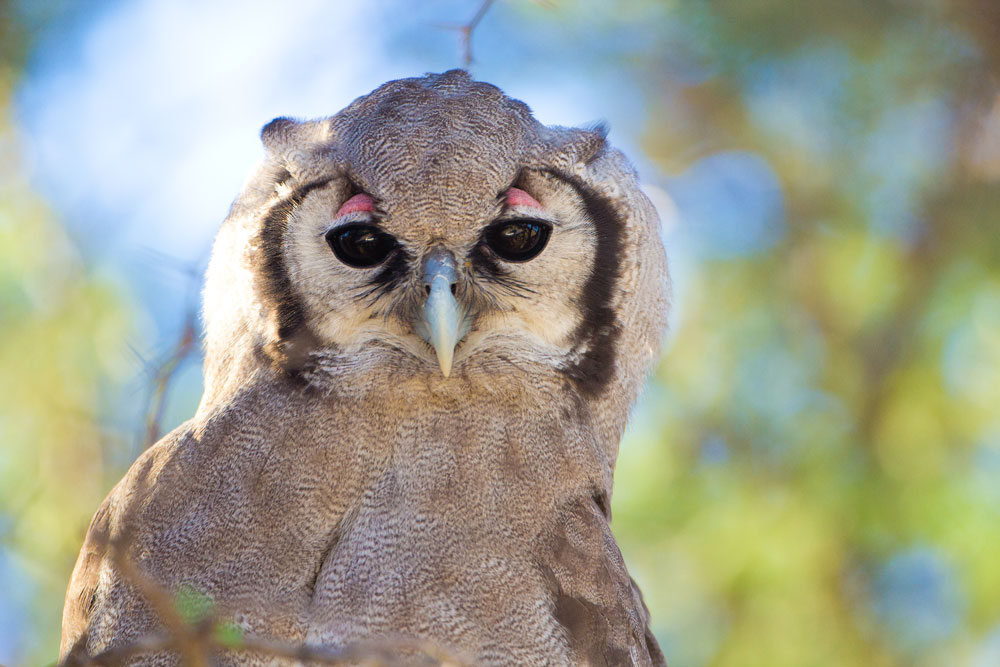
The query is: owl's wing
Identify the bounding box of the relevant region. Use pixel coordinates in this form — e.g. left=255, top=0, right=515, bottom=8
left=60, top=381, right=355, bottom=661
left=60, top=490, right=112, bottom=658
left=59, top=423, right=194, bottom=660
left=537, top=496, right=667, bottom=666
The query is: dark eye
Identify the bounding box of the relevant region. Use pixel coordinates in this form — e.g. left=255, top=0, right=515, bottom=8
left=483, top=219, right=552, bottom=262
left=325, top=224, right=397, bottom=268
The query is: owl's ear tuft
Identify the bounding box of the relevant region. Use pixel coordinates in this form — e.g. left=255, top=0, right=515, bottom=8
left=573, top=124, right=609, bottom=165
left=586, top=121, right=610, bottom=143
left=261, top=117, right=299, bottom=150
left=260, top=117, right=333, bottom=157
left=529, top=125, right=609, bottom=171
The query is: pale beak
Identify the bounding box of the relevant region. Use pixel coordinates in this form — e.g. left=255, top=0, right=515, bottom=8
left=420, top=248, right=462, bottom=377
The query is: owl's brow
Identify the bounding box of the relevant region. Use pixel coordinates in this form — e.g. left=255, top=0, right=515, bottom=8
left=537, top=168, right=625, bottom=398
left=255, top=177, right=334, bottom=343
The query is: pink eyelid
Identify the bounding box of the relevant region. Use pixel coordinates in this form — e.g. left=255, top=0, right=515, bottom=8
left=335, top=193, right=375, bottom=217
left=504, top=187, right=542, bottom=210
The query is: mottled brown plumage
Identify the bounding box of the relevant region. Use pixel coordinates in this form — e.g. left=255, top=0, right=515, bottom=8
left=61, top=70, right=669, bottom=665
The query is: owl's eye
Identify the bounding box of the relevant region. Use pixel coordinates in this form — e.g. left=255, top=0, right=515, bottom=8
left=483, top=219, right=552, bottom=262
left=325, top=224, right=397, bottom=268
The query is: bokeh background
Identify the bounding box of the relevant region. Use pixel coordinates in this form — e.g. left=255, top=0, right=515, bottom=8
left=2, top=0, right=1000, bottom=664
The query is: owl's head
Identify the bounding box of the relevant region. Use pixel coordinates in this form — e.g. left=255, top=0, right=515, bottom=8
left=202, top=71, right=667, bottom=430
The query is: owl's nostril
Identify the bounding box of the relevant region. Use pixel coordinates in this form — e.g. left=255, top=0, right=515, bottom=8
left=422, top=247, right=458, bottom=300
left=423, top=280, right=456, bottom=297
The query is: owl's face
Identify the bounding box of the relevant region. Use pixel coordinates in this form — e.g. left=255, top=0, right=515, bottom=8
left=281, top=163, right=599, bottom=379
left=203, top=71, right=666, bottom=409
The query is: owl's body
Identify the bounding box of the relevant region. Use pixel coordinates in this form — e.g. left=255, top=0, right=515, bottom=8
left=61, top=71, right=668, bottom=665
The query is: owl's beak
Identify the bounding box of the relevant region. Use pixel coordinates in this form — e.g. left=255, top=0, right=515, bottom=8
left=420, top=249, right=462, bottom=377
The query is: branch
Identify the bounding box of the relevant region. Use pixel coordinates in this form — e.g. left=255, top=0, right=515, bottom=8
left=436, top=0, right=497, bottom=68
left=106, top=531, right=213, bottom=667
left=84, top=635, right=174, bottom=666
left=136, top=250, right=204, bottom=450
left=142, top=310, right=198, bottom=448
left=223, top=634, right=468, bottom=665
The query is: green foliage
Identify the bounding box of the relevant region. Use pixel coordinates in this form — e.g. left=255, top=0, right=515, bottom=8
left=0, top=85, right=132, bottom=663
left=174, top=586, right=214, bottom=626
left=212, top=622, right=244, bottom=649
left=596, top=0, right=1000, bottom=665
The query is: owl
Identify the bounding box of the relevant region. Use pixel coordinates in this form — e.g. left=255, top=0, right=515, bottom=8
left=60, top=70, right=669, bottom=665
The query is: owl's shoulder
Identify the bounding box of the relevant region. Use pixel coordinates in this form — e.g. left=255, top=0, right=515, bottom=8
left=60, top=420, right=196, bottom=655
left=535, top=495, right=667, bottom=666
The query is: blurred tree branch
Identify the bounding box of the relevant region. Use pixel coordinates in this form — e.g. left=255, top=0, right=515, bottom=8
left=436, top=0, right=496, bottom=67
left=142, top=310, right=198, bottom=449
left=135, top=250, right=204, bottom=451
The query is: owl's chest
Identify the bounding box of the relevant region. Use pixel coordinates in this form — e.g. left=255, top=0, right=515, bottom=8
left=223, top=391, right=606, bottom=659
left=303, top=464, right=575, bottom=660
